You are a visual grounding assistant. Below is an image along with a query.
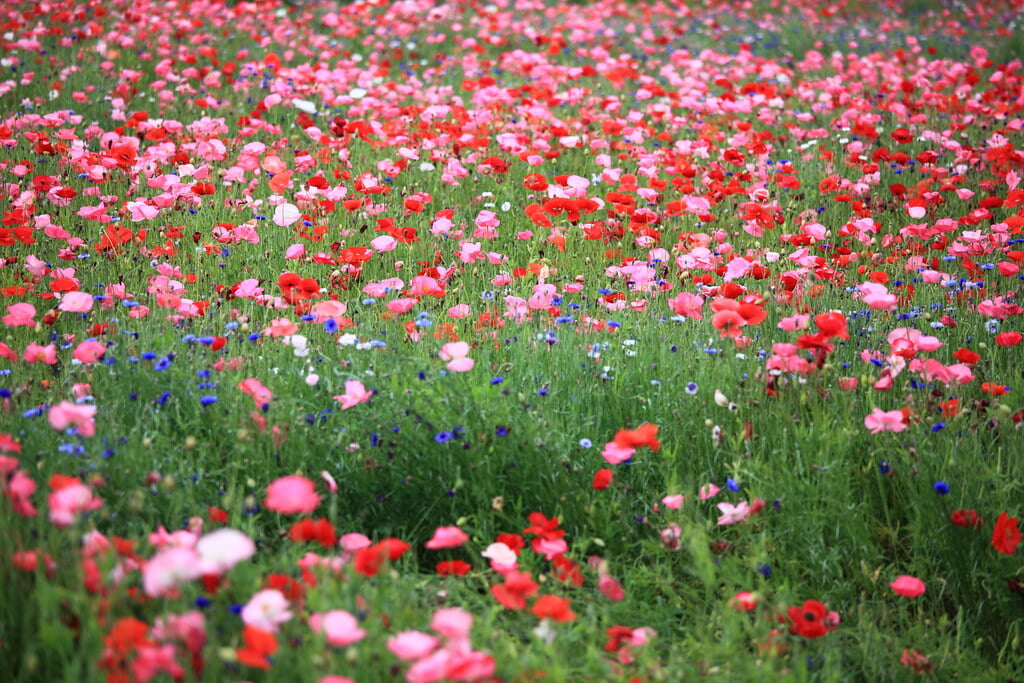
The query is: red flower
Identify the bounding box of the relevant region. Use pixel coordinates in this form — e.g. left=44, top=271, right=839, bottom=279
left=952, top=348, right=981, bottom=365
left=491, top=571, right=539, bottom=610
left=993, top=512, right=1021, bottom=555
left=530, top=595, right=576, bottom=622
left=611, top=423, right=660, bottom=452
left=289, top=518, right=338, bottom=548
left=436, top=560, right=472, bottom=577
left=786, top=600, right=832, bottom=638
left=950, top=509, right=983, bottom=529
left=236, top=626, right=277, bottom=669
left=995, top=331, right=1022, bottom=347
left=592, top=469, right=613, bottom=490
left=552, top=555, right=584, bottom=587
left=522, top=512, right=564, bottom=541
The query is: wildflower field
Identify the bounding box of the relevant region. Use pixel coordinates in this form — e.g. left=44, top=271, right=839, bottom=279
left=2, top=0, right=1024, bottom=679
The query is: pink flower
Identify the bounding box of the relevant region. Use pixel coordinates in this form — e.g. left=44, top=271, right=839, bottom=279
left=334, top=379, right=372, bottom=409
left=889, top=575, right=925, bottom=598
left=272, top=202, right=300, bottom=226
left=858, top=282, right=898, bottom=311
left=241, top=589, right=294, bottom=632
left=239, top=378, right=273, bottom=408
left=837, top=377, right=859, bottom=391
left=699, top=483, right=720, bottom=500
left=48, top=401, right=97, bottom=437
left=439, top=342, right=474, bottom=372
left=2, top=302, right=36, bottom=327
left=309, top=610, right=367, bottom=646
left=143, top=547, right=203, bottom=597
left=265, top=475, right=320, bottom=514
left=195, top=528, right=256, bottom=574
left=598, top=574, right=625, bottom=601
left=864, top=408, right=907, bottom=434
left=431, top=607, right=473, bottom=643
left=58, top=290, right=95, bottom=313
left=667, top=291, right=704, bottom=319
left=601, top=441, right=635, bottom=465
left=387, top=631, right=439, bottom=661
left=48, top=482, right=102, bottom=528
left=425, top=526, right=470, bottom=550
left=72, top=340, right=106, bottom=364
left=23, top=343, right=58, bottom=365
left=716, top=501, right=751, bottom=525
left=661, top=494, right=684, bottom=509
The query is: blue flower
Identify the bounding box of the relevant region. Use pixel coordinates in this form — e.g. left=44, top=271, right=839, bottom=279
left=579, top=438, right=592, bottom=448
left=933, top=481, right=950, bottom=495
left=434, top=431, right=453, bottom=444
left=200, top=395, right=218, bottom=406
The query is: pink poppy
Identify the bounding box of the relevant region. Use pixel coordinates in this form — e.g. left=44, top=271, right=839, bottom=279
left=439, top=342, right=474, bottom=372
left=24, top=343, right=58, bottom=365
left=143, top=546, right=203, bottom=597
left=239, top=378, right=273, bottom=408
left=272, top=202, right=300, bottom=226
left=387, top=631, right=439, bottom=661
left=668, top=291, right=704, bottom=319
left=48, top=401, right=97, bottom=437
left=72, top=340, right=106, bottom=364
left=265, top=475, right=320, bottom=515
left=890, top=575, right=926, bottom=598
left=864, top=408, right=907, bottom=434
left=334, top=380, right=372, bottom=410
left=716, top=501, right=751, bottom=526
left=3, top=303, right=36, bottom=327
left=195, top=528, right=256, bottom=574
left=58, top=291, right=95, bottom=313
left=241, top=589, right=293, bottom=632
left=425, top=526, right=470, bottom=549
left=309, top=610, right=367, bottom=647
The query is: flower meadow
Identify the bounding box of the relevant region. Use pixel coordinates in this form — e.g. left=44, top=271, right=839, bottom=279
left=1, top=0, right=1024, bottom=679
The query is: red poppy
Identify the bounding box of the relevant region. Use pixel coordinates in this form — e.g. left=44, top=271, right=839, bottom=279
left=491, top=571, right=539, bottom=610
left=786, top=600, right=831, bottom=638
left=551, top=555, right=584, bottom=587
left=950, top=509, right=983, bottom=529
left=289, top=518, right=338, bottom=548
left=952, top=348, right=981, bottom=365
left=592, top=469, right=613, bottom=490
left=611, top=423, right=660, bottom=452
left=530, top=595, right=576, bottom=622
left=996, top=332, right=1022, bottom=347
left=993, top=512, right=1021, bottom=555
left=236, top=626, right=277, bottom=669
left=436, top=560, right=472, bottom=577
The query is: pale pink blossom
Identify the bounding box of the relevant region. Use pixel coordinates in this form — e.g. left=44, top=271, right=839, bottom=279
left=864, top=408, right=907, bottom=434
left=241, top=589, right=293, bottom=632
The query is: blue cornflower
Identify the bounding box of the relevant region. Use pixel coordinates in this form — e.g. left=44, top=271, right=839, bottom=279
left=934, top=481, right=950, bottom=495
